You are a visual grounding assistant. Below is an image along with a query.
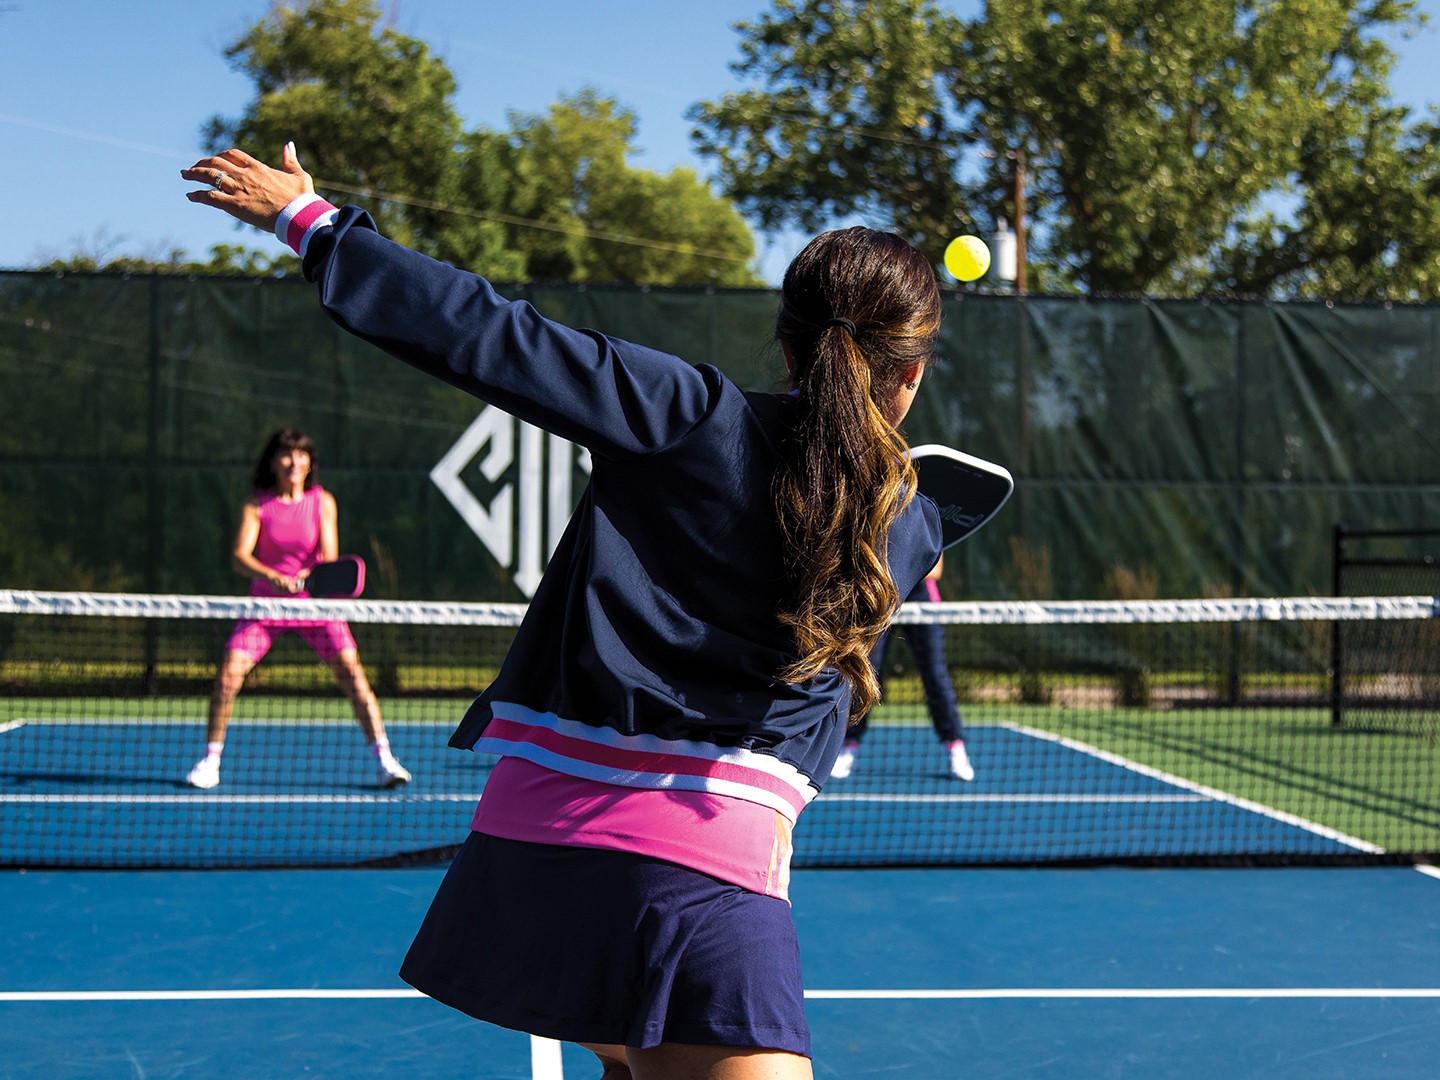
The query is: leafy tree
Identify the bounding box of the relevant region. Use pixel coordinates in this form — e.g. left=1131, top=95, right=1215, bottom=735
left=691, top=0, right=973, bottom=248
left=692, top=0, right=1439, bottom=298
left=38, top=244, right=297, bottom=276
left=43, top=2, right=762, bottom=284
left=201, top=1, right=759, bottom=285
left=590, top=164, right=763, bottom=286
left=432, top=128, right=530, bottom=282
left=966, top=0, right=1432, bottom=295
left=1221, top=103, right=1440, bottom=299
left=495, top=92, right=760, bottom=285
left=206, top=0, right=465, bottom=252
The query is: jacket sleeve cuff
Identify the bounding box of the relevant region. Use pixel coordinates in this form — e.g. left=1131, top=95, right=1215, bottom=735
left=274, top=194, right=340, bottom=257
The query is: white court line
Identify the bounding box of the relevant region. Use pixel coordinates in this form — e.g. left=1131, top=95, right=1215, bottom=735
left=11, top=984, right=1439, bottom=1080
left=805, top=988, right=1440, bottom=999
left=0, top=794, right=482, bottom=805
left=0, top=720, right=26, bottom=735
left=0, top=990, right=422, bottom=1001
left=1416, top=864, right=1440, bottom=881
left=819, top=793, right=1207, bottom=804
left=531, top=1036, right=564, bottom=1080
left=5, top=987, right=1439, bottom=1003
left=1003, top=721, right=1384, bottom=852
left=1, top=793, right=1205, bottom=806
left=3, top=717, right=458, bottom=727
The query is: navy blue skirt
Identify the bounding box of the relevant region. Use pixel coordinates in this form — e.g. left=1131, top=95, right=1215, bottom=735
left=400, top=832, right=810, bottom=1056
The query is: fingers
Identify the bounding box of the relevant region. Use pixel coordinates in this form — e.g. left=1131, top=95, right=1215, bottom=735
left=180, top=167, right=228, bottom=191
left=216, top=147, right=261, bottom=168
left=178, top=164, right=217, bottom=185
left=280, top=142, right=316, bottom=195
left=180, top=148, right=259, bottom=189
left=179, top=158, right=234, bottom=196
left=182, top=154, right=227, bottom=174
left=184, top=152, right=239, bottom=171
left=183, top=147, right=267, bottom=177
left=182, top=144, right=313, bottom=229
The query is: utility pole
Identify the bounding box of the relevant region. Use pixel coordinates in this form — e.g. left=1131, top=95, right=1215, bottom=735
left=1012, top=146, right=1028, bottom=295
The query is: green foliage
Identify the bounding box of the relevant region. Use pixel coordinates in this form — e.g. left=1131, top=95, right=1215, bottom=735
left=494, top=92, right=760, bottom=285
left=968, top=0, right=1433, bottom=296
left=1221, top=107, right=1440, bottom=299
left=38, top=245, right=299, bottom=277
left=692, top=0, right=1440, bottom=298
left=45, top=0, right=759, bottom=284
left=206, top=0, right=465, bottom=252
left=690, top=0, right=972, bottom=246
left=198, top=0, right=758, bottom=285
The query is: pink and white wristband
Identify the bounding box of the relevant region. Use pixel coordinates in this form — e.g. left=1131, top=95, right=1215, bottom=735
left=274, top=194, right=339, bottom=258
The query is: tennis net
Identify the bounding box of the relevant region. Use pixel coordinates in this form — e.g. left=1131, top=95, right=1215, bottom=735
left=1, top=590, right=1436, bottom=869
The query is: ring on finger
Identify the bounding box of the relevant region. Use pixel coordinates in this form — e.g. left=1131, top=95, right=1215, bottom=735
left=212, top=170, right=227, bottom=190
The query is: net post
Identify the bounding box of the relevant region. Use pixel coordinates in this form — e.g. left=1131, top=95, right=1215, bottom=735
left=142, top=277, right=163, bottom=697
left=1330, top=523, right=1346, bottom=728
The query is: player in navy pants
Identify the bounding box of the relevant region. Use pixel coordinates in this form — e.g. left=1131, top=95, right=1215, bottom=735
left=831, top=556, right=974, bottom=781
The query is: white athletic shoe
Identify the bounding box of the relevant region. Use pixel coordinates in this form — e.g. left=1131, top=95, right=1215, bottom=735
left=947, top=740, right=975, bottom=782
left=377, top=755, right=412, bottom=788
left=186, top=756, right=220, bottom=790
left=831, top=743, right=859, bottom=780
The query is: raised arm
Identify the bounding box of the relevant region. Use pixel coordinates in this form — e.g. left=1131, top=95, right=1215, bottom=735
left=183, top=146, right=724, bottom=456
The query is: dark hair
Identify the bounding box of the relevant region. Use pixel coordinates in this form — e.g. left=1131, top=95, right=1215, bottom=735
left=251, top=428, right=318, bottom=493
left=773, top=226, right=942, bottom=719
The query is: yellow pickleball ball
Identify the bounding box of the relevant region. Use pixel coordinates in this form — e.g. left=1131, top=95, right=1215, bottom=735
left=944, top=235, right=991, bottom=282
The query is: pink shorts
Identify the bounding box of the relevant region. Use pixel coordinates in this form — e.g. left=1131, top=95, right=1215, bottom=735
left=224, top=619, right=357, bottom=662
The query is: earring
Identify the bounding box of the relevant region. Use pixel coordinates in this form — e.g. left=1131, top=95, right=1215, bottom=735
left=906, top=380, right=918, bottom=390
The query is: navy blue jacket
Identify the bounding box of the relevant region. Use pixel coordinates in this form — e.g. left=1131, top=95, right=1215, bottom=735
left=303, top=208, right=942, bottom=787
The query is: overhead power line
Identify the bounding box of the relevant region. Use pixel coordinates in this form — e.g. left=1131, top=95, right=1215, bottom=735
left=316, top=179, right=753, bottom=264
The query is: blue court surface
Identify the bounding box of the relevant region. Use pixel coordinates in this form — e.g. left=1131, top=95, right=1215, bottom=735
left=3, top=863, right=1438, bottom=1079
left=0, top=718, right=1376, bottom=867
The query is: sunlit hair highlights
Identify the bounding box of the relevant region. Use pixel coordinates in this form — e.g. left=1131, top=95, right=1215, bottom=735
left=774, top=226, right=942, bottom=720
left=251, top=428, right=318, bottom=493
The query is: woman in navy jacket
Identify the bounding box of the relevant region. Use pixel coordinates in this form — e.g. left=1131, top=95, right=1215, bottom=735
left=185, top=145, right=943, bottom=1080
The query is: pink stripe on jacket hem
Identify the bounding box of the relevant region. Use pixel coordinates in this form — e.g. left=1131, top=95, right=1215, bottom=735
left=472, top=757, right=794, bottom=901
left=480, top=715, right=809, bottom=817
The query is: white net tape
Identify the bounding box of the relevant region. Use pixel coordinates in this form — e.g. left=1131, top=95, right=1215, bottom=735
left=1, top=590, right=1434, bottom=627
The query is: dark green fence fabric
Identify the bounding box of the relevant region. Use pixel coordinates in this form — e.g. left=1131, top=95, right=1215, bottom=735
left=2, top=270, right=1438, bottom=601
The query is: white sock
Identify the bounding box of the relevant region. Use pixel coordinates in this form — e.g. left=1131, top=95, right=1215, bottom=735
left=204, top=742, right=225, bottom=761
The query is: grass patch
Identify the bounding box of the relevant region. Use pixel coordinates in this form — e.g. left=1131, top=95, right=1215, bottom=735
left=978, top=701, right=1440, bottom=856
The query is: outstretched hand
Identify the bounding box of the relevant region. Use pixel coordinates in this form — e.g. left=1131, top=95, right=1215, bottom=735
left=182, top=144, right=313, bottom=232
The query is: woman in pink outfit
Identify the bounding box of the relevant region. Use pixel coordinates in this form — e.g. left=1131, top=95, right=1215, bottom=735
left=185, top=428, right=411, bottom=790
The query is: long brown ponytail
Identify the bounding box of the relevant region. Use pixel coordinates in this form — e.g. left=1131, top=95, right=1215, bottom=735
left=774, top=227, right=942, bottom=719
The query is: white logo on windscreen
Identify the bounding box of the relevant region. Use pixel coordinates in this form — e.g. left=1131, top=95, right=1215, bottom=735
left=430, top=405, right=591, bottom=598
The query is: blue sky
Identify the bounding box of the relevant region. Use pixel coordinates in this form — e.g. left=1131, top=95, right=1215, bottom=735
left=1, top=0, right=1436, bottom=284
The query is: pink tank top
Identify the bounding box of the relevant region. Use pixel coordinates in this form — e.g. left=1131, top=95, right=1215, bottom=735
left=249, top=486, right=325, bottom=597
